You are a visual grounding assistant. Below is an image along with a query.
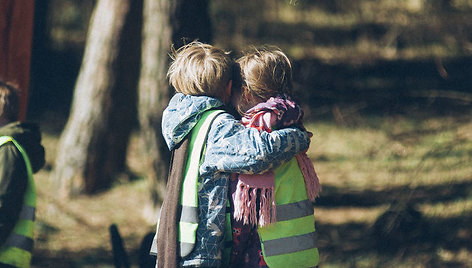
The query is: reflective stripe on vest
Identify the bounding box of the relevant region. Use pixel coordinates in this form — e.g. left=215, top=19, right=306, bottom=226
left=263, top=231, right=317, bottom=257
left=179, top=110, right=224, bottom=257
left=0, top=136, right=36, bottom=268
left=258, top=157, right=319, bottom=268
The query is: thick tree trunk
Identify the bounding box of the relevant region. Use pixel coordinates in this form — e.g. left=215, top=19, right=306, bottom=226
left=0, top=0, right=35, bottom=121
left=51, top=0, right=142, bottom=197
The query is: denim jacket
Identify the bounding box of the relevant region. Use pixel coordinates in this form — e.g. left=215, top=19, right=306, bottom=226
left=160, top=93, right=309, bottom=267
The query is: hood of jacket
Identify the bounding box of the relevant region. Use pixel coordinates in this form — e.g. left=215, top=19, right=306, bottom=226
left=0, top=121, right=46, bottom=173
left=162, top=93, right=225, bottom=151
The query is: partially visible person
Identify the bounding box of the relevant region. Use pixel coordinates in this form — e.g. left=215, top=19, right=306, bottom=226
left=229, top=47, right=321, bottom=268
left=151, top=42, right=311, bottom=268
left=0, top=81, right=45, bottom=268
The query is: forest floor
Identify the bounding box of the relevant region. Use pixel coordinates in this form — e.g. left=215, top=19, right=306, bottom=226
left=29, top=108, right=472, bottom=268
left=24, top=1, right=472, bottom=266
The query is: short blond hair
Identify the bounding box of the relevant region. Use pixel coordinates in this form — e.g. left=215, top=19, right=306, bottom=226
left=0, top=81, right=19, bottom=122
left=167, top=41, right=233, bottom=100
left=236, top=47, right=293, bottom=113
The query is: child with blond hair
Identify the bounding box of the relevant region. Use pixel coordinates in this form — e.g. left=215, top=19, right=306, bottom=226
left=229, top=47, right=321, bottom=268
left=151, top=42, right=311, bottom=268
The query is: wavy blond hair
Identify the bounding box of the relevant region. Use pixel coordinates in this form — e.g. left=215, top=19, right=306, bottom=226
left=167, top=41, right=233, bottom=101
left=236, top=47, right=293, bottom=114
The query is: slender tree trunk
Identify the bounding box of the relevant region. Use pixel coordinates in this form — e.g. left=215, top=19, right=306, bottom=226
left=51, top=0, right=142, bottom=197
left=138, top=0, right=176, bottom=205
left=138, top=0, right=213, bottom=208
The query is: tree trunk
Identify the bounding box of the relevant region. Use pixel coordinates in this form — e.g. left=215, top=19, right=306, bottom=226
left=138, top=0, right=176, bottom=205
left=138, top=0, right=213, bottom=207
left=51, top=0, right=142, bottom=197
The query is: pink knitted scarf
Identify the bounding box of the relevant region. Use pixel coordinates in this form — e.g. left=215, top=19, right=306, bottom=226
left=233, top=96, right=322, bottom=227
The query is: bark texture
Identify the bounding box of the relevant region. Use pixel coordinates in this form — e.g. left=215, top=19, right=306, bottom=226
left=138, top=0, right=177, bottom=204
left=138, top=0, right=213, bottom=205
left=51, top=0, right=142, bottom=197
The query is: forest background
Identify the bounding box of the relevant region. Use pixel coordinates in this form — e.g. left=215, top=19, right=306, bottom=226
left=17, top=0, right=472, bottom=267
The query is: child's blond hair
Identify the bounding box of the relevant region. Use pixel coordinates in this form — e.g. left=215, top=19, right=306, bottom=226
left=236, top=47, right=293, bottom=114
left=0, top=81, right=19, bottom=122
left=167, top=41, right=233, bottom=101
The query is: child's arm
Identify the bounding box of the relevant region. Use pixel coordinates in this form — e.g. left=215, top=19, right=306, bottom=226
left=204, top=113, right=309, bottom=174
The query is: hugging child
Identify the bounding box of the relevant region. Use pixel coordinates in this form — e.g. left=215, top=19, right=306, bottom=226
left=152, top=42, right=311, bottom=268
left=229, top=48, right=321, bottom=268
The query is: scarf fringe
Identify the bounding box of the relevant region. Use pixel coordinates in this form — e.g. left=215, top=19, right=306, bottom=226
left=233, top=180, right=276, bottom=227
left=296, top=153, right=322, bottom=201
left=233, top=153, right=321, bottom=227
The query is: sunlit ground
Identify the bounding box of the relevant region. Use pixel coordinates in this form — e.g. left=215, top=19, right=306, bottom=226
left=24, top=0, right=472, bottom=266
left=305, top=112, right=472, bottom=268
left=30, top=111, right=472, bottom=267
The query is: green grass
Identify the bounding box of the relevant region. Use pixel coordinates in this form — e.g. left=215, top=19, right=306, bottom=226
left=307, top=114, right=472, bottom=188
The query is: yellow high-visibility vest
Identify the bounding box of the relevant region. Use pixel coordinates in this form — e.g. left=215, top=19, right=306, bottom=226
left=0, top=136, right=36, bottom=268
left=178, top=110, right=226, bottom=257
left=258, top=157, right=319, bottom=268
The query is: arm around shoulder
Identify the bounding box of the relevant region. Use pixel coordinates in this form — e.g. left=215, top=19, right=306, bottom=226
left=205, top=114, right=310, bottom=174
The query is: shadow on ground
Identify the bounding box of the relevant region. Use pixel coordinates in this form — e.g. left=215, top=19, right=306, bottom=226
left=315, top=179, right=472, bottom=267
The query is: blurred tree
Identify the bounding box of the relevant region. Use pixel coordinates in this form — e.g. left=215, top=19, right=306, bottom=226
left=137, top=0, right=175, bottom=206
left=51, top=0, right=142, bottom=197
left=51, top=0, right=212, bottom=199
left=138, top=0, right=212, bottom=206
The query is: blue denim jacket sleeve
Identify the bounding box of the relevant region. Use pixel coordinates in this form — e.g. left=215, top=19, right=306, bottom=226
left=202, top=113, right=310, bottom=175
